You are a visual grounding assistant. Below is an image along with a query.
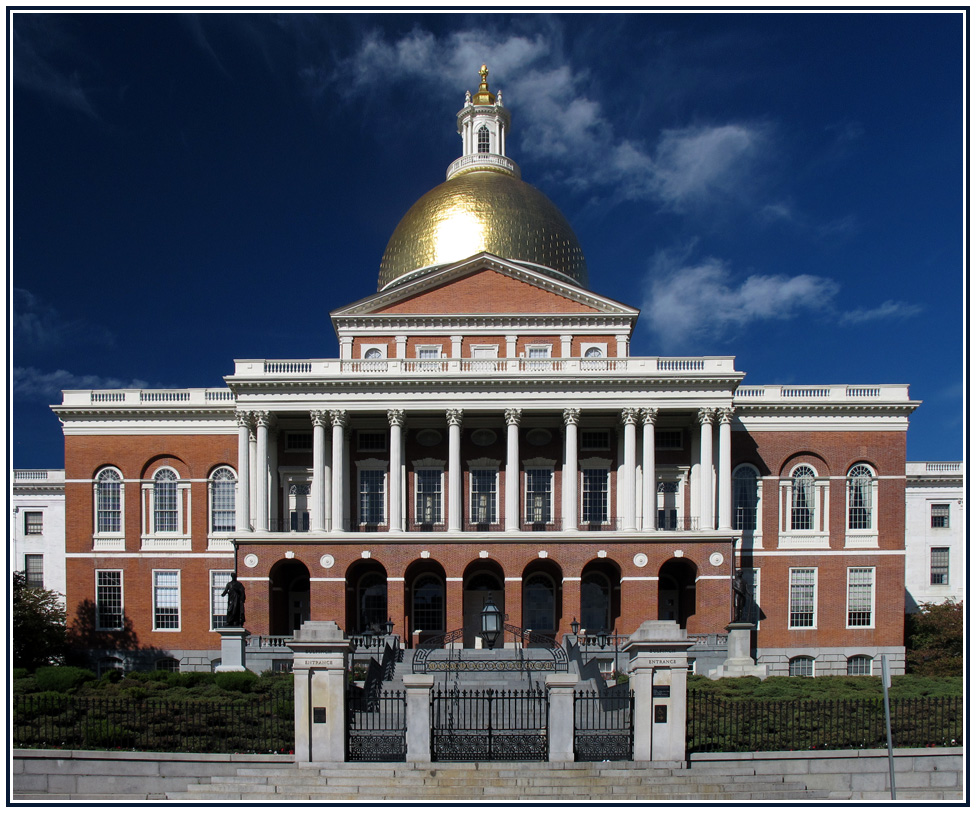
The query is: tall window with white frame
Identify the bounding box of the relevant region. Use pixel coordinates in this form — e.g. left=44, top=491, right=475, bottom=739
left=581, top=468, right=609, bottom=525
left=24, top=511, right=43, bottom=535
left=931, top=503, right=950, bottom=528
left=477, top=124, right=490, bottom=153
left=210, top=570, right=233, bottom=630
left=525, top=468, right=552, bottom=526
left=96, top=468, right=123, bottom=534
left=415, top=469, right=442, bottom=526
left=153, top=469, right=179, bottom=533
left=788, top=567, right=817, bottom=628
left=732, top=465, right=759, bottom=531
left=930, top=547, right=950, bottom=585
left=359, top=469, right=385, bottom=526
left=790, top=466, right=816, bottom=530
left=153, top=570, right=181, bottom=630
left=96, top=570, right=123, bottom=630
left=470, top=469, right=497, bottom=526
left=210, top=468, right=236, bottom=533
left=847, top=464, right=874, bottom=530
left=846, top=567, right=875, bottom=628
left=24, top=554, right=44, bottom=588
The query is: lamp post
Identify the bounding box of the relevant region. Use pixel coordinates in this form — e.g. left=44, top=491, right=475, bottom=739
left=481, top=593, right=502, bottom=650
left=570, top=617, right=580, bottom=636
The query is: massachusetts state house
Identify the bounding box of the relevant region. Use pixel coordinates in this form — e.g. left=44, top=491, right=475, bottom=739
left=55, top=67, right=917, bottom=678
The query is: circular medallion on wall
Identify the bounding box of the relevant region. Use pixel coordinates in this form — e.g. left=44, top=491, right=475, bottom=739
left=709, top=552, right=724, bottom=567
left=416, top=429, right=442, bottom=447
left=471, top=429, right=497, bottom=447
left=320, top=554, right=335, bottom=570
left=243, top=554, right=258, bottom=569
left=526, top=428, right=552, bottom=447
left=633, top=553, right=648, bottom=568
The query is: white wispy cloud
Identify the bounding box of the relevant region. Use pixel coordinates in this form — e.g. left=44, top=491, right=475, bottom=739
left=840, top=299, right=924, bottom=325
left=14, top=288, right=114, bottom=352
left=12, top=21, right=99, bottom=118
left=13, top=367, right=149, bottom=401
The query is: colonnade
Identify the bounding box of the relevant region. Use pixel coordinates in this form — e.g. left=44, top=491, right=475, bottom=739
left=234, top=406, right=736, bottom=534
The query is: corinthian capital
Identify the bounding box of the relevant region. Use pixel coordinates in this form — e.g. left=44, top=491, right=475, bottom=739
left=388, top=408, right=406, bottom=427
left=718, top=406, right=736, bottom=424
left=563, top=407, right=581, bottom=426
left=641, top=407, right=659, bottom=426
left=621, top=407, right=640, bottom=426
left=253, top=410, right=273, bottom=428
left=330, top=409, right=349, bottom=428
left=505, top=407, right=522, bottom=427
left=310, top=410, right=329, bottom=428
left=446, top=408, right=463, bottom=427
left=697, top=407, right=717, bottom=425
left=236, top=410, right=253, bottom=429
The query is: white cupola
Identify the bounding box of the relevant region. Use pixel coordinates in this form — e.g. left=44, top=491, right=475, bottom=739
left=447, top=65, right=520, bottom=181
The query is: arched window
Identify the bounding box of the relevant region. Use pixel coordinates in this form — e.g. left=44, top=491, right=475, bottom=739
left=847, top=655, right=872, bottom=676
left=847, top=464, right=874, bottom=530
left=732, top=465, right=759, bottom=531
left=155, top=657, right=180, bottom=673
left=358, top=572, right=388, bottom=632
left=788, top=655, right=814, bottom=677
left=364, top=347, right=382, bottom=359
left=154, top=469, right=179, bottom=532
left=581, top=572, right=610, bottom=631
left=790, top=466, right=816, bottom=530
left=584, top=347, right=603, bottom=358
left=412, top=574, right=444, bottom=632
left=95, top=468, right=123, bottom=534
left=523, top=573, right=556, bottom=631
left=477, top=125, right=490, bottom=153
left=210, top=467, right=236, bottom=533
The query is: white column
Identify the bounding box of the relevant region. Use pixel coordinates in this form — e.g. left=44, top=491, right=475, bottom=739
left=621, top=408, right=639, bottom=531
left=562, top=408, right=579, bottom=531
left=641, top=408, right=658, bottom=531
left=718, top=407, right=735, bottom=530
left=388, top=409, right=405, bottom=532
left=254, top=411, right=270, bottom=532
left=447, top=409, right=463, bottom=532
left=248, top=424, right=257, bottom=524
left=311, top=411, right=328, bottom=532
left=505, top=408, right=522, bottom=532
left=236, top=412, right=252, bottom=532
left=331, top=410, right=348, bottom=532
left=698, top=408, right=716, bottom=531
left=268, top=426, right=279, bottom=523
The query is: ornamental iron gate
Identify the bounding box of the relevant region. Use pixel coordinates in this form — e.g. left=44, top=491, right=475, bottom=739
left=346, top=689, right=407, bottom=762
left=573, top=689, right=635, bottom=761
left=431, top=687, right=549, bottom=761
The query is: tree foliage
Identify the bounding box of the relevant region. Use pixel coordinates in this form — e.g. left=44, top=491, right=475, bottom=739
left=12, top=571, right=67, bottom=669
left=905, top=600, right=964, bottom=676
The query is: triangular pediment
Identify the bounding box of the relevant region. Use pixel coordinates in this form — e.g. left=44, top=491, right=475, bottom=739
left=331, top=254, right=639, bottom=319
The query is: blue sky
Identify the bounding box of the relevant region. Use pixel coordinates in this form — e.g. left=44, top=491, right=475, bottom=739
left=10, top=10, right=966, bottom=468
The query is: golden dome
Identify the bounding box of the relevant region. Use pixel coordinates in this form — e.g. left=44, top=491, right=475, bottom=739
left=378, top=169, right=590, bottom=291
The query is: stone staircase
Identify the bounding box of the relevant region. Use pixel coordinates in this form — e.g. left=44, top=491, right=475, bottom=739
left=379, top=647, right=571, bottom=691
left=166, top=761, right=831, bottom=801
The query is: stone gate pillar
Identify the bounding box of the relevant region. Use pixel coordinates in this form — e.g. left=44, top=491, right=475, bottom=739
left=403, top=674, right=435, bottom=762
left=289, top=621, right=350, bottom=765
left=623, top=620, right=693, bottom=763
left=545, top=673, right=578, bottom=762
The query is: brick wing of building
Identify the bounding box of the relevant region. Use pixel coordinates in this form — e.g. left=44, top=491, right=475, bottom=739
left=54, top=67, right=919, bottom=678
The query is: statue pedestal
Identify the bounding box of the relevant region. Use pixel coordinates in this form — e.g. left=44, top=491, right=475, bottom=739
left=215, top=627, right=248, bottom=672
left=709, top=622, right=767, bottom=679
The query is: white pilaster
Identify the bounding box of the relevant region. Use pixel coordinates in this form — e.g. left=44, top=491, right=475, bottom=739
left=615, top=334, right=629, bottom=357
left=331, top=410, right=348, bottom=532
left=562, top=408, right=579, bottom=531
left=505, top=335, right=517, bottom=360
left=698, top=408, right=716, bottom=531
left=560, top=335, right=572, bottom=358
left=236, top=412, right=252, bottom=532
left=718, top=407, right=735, bottom=530
left=447, top=409, right=463, bottom=532
left=388, top=409, right=405, bottom=532
left=641, top=408, right=658, bottom=531
left=505, top=408, right=522, bottom=532
left=311, top=411, right=329, bottom=532
left=621, top=408, right=639, bottom=531
left=254, top=411, right=270, bottom=532
left=450, top=335, right=463, bottom=358
left=395, top=335, right=407, bottom=359
left=339, top=336, right=353, bottom=360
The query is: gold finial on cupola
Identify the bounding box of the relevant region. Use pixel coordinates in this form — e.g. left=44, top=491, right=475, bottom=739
left=472, top=63, right=497, bottom=105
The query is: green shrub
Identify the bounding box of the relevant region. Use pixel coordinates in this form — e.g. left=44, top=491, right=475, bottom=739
left=35, top=666, right=96, bottom=693
left=13, top=668, right=30, bottom=680
left=214, top=670, right=258, bottom=692
left=84, top=721, right=134, bottom=748
left=176, top=671, right=215, bottom=688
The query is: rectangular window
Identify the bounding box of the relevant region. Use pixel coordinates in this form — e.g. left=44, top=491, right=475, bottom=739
left=359, top=469, right=386, bottom=525
left=153, top=570, right=181, bottom=630
left=417, top=346, right=440, bottom=359
left=581, top=468, right=609, bottom=524
left=930, top=547, right=950, bottom=585
left=211, top=570, right=233, bottom=630
left=470, top=469, right=497, bottom=524
left=24, top=511, right=43, bottom=535
left=525, top=469, right=552, bottom=525
left=931, top=504, right=950, bottom=528
left=655, top=430, right=683, bottom=450
left=24, top=554, right=44, bottom=589
left=846, top=567, right=874, bottom=628
left=789, top=568, right=816, bottom=628
left=285, top=432, right=313, bottom=451
left=357, top=431, right=387, bottom=452
left=96, top=570, right=124, bottom=630
left=415, top=469, right=442, bottom=525
left=580, top=430, right=610, bottom=451
left=527, top=345, right=551, bottom=358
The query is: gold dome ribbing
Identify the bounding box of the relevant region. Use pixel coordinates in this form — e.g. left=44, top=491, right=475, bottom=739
left=378, top=170, right=589, bottom=291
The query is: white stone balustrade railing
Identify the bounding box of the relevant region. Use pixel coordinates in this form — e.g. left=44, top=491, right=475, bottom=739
left=735, top=383, right=912, bottom=402
left=906, top=461, right=963, bottom=476
left=60, top=388, right=236, bottom=407
left=446, top=153, right=520, bottom=180
left=14, top=469, right=65, bottom=482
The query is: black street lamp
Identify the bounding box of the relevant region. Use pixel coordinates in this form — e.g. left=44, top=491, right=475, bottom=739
left=481, top=593, right=502, bottom=650
left=570, top=617, right=580, bottom=636
left=383, top=618, right=395, bottom=636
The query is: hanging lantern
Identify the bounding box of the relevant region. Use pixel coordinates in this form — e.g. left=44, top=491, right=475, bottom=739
left=481, top=593, right=502, bottom=650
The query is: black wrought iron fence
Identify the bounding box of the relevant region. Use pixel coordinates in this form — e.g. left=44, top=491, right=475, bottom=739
left=687, top=692, right=963, bottom=753
left=431, top=687, right=548, bottom=761
left=347, top=690, right=406, bottom=762
left=13, top=693, right=294, bottom=754
left=574, top=689, right=634, bottom=761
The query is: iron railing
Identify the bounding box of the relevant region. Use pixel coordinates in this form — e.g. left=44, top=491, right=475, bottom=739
left=347, top=690, right=406, bottom=762
left=687, top=692, right=964, bottom=753
left=430, top=687, right=548, bottom=761
left=574, top=689, right=634, bottom=761
left=13, top=694, right=293, bottom=753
